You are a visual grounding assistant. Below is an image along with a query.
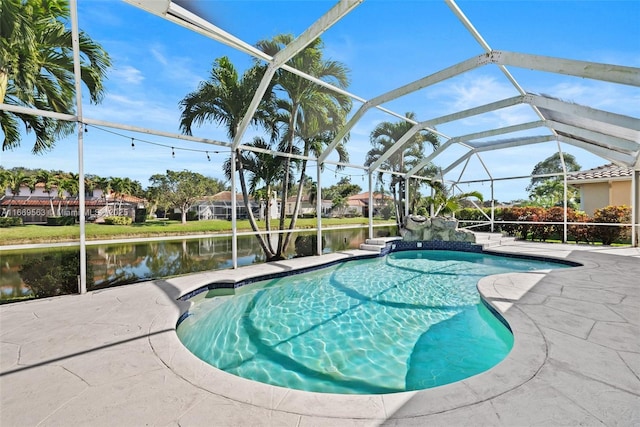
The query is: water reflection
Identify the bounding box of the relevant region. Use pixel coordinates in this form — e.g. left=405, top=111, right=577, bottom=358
left=0, top=227, right=393, bottom=302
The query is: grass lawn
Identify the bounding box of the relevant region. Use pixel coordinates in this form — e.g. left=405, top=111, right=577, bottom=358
left=0, top=217, right=396, bottom=245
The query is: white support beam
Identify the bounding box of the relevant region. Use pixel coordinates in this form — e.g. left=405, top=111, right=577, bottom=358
left=84, top=117, right=231, bottom=148
left=439, top=135, right=555, bottom=177
left=231, top=64, right=277, bottom=150
left=493, top=51, right=640, bottom=87
left=473, top=135, right=555, bottom=153
left=318, top=54, right=487, bottom=163
left=445, top=0, right=527, bottom=95
left=405, top=139, right=457, bottom=177
left=558, top=135, right=637, bottom=166
left=367, top=122, right=423, bottom=172
left=546, top=120, right=639, bottom=153
left=456, top=120, right=546, bottom=146
left=528, top=94, right=640, bottom=131
left=70, top=0, right=87, bottom=295
left=370, top=95, right=525, bottom=173
left=440, top=151, right=474, bottom=177
left=231, top=0, right=362, bottom=149
left=0, top=103, right=76, bottom=122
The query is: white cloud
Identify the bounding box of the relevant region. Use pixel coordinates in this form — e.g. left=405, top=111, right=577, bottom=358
left=541, top=80, right=640, bottom=117
left=150, top=47, right=169, bottom=66
left=429, top=74, right=518, bottom=112
left=110, top=65, right=144, bottom=85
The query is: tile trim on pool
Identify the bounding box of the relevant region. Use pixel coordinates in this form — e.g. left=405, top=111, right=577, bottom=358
left=176, top=239, right=579, bottom=328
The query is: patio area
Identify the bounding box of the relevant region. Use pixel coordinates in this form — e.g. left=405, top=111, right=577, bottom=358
left=1, top=236, right=639, bottom=426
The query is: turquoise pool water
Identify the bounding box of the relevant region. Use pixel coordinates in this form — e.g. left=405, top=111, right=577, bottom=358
left=177, top=250, right=568, bottom=394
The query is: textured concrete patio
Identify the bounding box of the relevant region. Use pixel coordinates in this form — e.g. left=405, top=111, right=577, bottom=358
left=1, top=237, right=639, bottom=426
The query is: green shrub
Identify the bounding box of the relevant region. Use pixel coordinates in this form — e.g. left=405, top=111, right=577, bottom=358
left=0, top=217, right=23, bottom=227
left=134, top=208, right=147, bottom=223
left=456, top=208, right=491, bottom=231
left=46, top=216, right=76, bottom=226
left=592, top=205, right=631, bottom=245
left=103, top=216, right=133, bottom=225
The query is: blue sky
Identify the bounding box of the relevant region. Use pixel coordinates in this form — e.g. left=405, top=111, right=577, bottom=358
left=1, top=0, right=639, bottom=202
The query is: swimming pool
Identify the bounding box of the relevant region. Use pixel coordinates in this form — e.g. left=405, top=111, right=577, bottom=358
left=177, top=250, right=569, bottom=394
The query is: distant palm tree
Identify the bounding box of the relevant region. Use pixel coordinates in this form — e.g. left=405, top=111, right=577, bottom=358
left=55, top=172, right=79, bottom=216
left=35, top=169, right=58, bottom=215
left=93, top=176, right=112, bottom=215
left=2, top=170, right=33, bottom=217
left=110, top=177, right=134, bottom=216
left=1, top=0, right=111, bottom=153
left=365, top=112, right=439, bottom=228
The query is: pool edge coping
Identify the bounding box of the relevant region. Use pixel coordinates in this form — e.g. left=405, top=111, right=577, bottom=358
left=149, top=244, right=589, bottom=420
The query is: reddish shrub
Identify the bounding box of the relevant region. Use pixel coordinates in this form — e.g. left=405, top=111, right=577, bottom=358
left=592, top=205, right=631, bottom=245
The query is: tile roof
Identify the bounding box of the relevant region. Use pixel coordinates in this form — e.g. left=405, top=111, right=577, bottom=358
left=567, top=163, right=633, bottom=182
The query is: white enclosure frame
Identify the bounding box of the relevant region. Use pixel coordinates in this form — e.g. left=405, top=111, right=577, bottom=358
left=2, top=0, right=638, bottom=294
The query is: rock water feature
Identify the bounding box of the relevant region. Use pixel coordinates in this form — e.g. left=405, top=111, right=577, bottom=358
left=401, top=215, right=476, bottom=243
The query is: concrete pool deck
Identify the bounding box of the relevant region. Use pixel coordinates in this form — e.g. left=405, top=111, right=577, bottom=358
left=1, top=236, right=639, bottom=426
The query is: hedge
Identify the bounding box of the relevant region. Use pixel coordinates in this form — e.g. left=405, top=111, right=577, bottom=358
left=46, top=216, right=76, bottom=226
left=0, top=217, right=23, bottom=227
left=103, top=216, right=133, bottom=225
left=456, top=205, right=631, bottom=244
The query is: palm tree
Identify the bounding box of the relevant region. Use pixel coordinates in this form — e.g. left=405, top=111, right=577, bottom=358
left=34, top=169, right=58, bottom=215
left=91, top=176, right=112, bottom=216
left=257, top=35, right=352, bottom=258
left=110, top=177, right=134, bottom=216
left=2, top=170, right=33, bottom=217
left=223, top=138, right=296, bottom=257
left=1, top=0, right=111, bottom=153
left=424, top=181, right=483, bottom=217
left=55, top=172, right=78, bottom=216
left=365, top=112, right=439, bottom=228
left=179, top=56, right=279, bottom=258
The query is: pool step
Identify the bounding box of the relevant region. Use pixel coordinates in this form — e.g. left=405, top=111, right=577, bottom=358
left=474, top=233, right=516, bottom=248
left=359, top=237, right=402, bottom=253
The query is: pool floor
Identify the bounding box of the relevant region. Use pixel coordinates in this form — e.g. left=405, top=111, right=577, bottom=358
left=177, top=250, right=567, bottom=393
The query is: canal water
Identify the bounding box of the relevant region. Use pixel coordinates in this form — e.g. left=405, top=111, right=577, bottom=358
left=0, top=226, right=395, bottom=303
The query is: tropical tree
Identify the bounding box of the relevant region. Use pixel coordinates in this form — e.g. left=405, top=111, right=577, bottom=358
left=148, top=170, right=212, bottom=224
left=34, top=169, right=58, bottom=214
left=179, top=55, right=279, bottom=245
left=423, top=181, right=484, bottom=217
left=2, top=169, right=33, bottom=217
left=527, top=152, right=581, bottom=191
left=223, top=137, right=295, bottom=256
left=364, top=112, right=439, bottom=227
left=92, top=176, right=112, bottom=215
left=1, top=0, right=111, bottom=153
left=323, top=176, right=361, bottom=201
left=257, top=34, right=352, bottom=258
left=109, top=177, right=134, bottom=215
left=55, top=172, right=79, bottom=215
left=526, top=152, right=581, bottom=208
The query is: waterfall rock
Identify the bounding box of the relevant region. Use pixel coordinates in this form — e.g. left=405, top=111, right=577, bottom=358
left=401, top=215, right=476, bottom=243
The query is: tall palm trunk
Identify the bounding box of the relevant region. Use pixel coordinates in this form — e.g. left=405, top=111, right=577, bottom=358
left=236, top=149, right=275, bottom=259
left=264, top=183, right=275, bottom=254
left=282, top=145, right=310, bottom=252
left=275, top=106, right=299, bottom=259
left=0, top=70, right=7, bottom=103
